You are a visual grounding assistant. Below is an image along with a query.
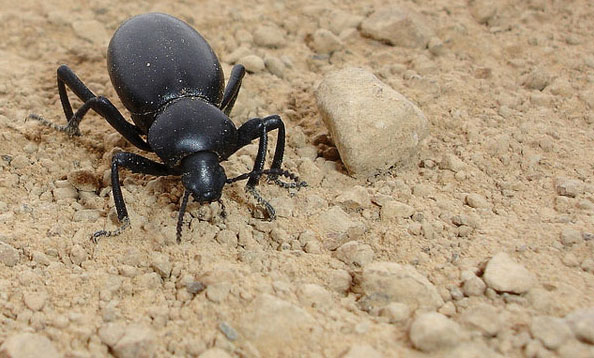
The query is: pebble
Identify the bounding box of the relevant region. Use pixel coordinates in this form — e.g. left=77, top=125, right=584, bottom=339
left=460, top=304, right=501, bottom=337
left=315, top=67, right=428, bottom=177
left=199, top=348, right=233, bottom=358
left=562, top=252, right=580, bottom=267
left=555, top=177, right=584, bottom=197
left=523, top=67, right=551, bottom=91
left=98, top=322, right=126, bottom=347
left=340, top=344, right=383, bottom=358
left=239, top=294, right=316, bottom=356
left=581, top=258, right=594, bottom=273
left=218, top=321, right=238, bottom=341
left=23, top=291, right=47, bottom=311
left=381, top=200, right=414, bottom=220
left=360, top=6, right=433, bottom=48
left=73, top=209, right=101, bottom=222
left=465, top=193, right=490, bottom=209
left=206, top=283, right=230, bottom=303
left=308, top=28, right=343, bottom=54
left=462, top=275, right=486, bottom=297
left=225, top=46, right=252, bottom=64
left=253, top=25, right=286, bottom=48
left=112, top=324, right=156, bottom=358
left=335, top=185, right=370, bottom=209
left=530, top=315, right=573, bottom=349
left=440, top=154, right=465, bottom=172
left=68, top=168, right=99, bottom=192
left=303, top=240, right=322, bottom=254
left=53, top=186, right=78, bottom=200
left=264, top=55, right=286, bottom=78
left=317, top=206, right=359, bottom=250
left=240, top=55, right=265, bottom=73
left=9, top=154, right=30, bottom=169
left=297, top=283, right=332, bottom=309
left=70, top=244, right=87, bottom=265
left=326, top=269, right=352, bottom=293
left=565, top=308, right=594, bottom=344
left=378, top=302, right=410, bottom=323
left=0, top=333, right=60, bottom=358
left=469, top=0, right=497, bottom=24
left=334, top=241, right=374, bottom=267
left=356, top=261, right=444, bottom=311
left=409, top=312, right=465, bottom=352
left=327, top=10, right=363, bottom=35
left=216, top=229, right=238, bottom=247
left=0, top=241, right=19, bottom=267
left=560, top=228, right=582, bottom=246
left=482, top=252, right=535, bottom=294
left=150, top=252, right=172, bottom=279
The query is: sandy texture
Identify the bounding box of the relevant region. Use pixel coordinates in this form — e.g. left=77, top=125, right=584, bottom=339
left=1, top=0, right=594, bottom=357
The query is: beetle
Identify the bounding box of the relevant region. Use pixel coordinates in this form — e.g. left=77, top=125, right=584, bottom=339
left=29, top=13, right=306, bottom=242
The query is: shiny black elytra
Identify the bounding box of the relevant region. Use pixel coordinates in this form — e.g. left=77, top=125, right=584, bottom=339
left=29, top=13, right=306, bottom=242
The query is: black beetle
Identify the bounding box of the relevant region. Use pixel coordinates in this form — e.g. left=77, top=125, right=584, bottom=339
left=29, top=13, right=306, bottom=242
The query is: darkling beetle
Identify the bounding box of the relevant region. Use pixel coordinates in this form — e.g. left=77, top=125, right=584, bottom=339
left=29, top=13, right=306, bottom=242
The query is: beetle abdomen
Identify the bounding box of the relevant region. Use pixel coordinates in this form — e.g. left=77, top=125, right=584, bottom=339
left=107, top=13, right=224, bottom=130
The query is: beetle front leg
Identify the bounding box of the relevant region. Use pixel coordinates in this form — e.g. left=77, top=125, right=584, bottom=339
left=93, top=151, right=170, bottom=242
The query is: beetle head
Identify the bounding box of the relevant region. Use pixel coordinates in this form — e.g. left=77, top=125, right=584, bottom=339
left=180, top=152, right=226, bottom=203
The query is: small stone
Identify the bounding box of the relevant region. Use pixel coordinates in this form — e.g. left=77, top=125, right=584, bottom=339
left=70, top=244, right=87, bottom=265
left=460, top=304, right=501, bottom=337
left=264, top=55, right=286, bottom=78
left=465, top=193, right=490, bottom=209
left=360, top=6, right=433, bottom=48
left=297, top=283, right=332, bottom=309
left=327, top=269, right=352, bottom=293
left=334, top=241, right=374, bottom=267
left=469, top=0, right=497, bottom=24
left=303, top=240, right=322, bottom=254
left=378, top=302, right=410, bottom=323
left=581, top=258, right=594, bottom=273
left=340, top=344, right=383, bottom=358
left=308, top=28, right=343, bottom=54
left=216, top=230, right=238, bottom=247
left=565, top=308, right=594, bottom=344
left=206, top=283, right=230, bottom=303
left=240, top=55, right=265, bottom=73
left=186, top=281, right=206, bottom=295
left=562, top=252, right=580, bottom=267
left=438, top=301, right=457, bottom=316
left=0, top=333, right=60, bottom=358
left=335, top=185, right=370, bottom=209
left=381, top=201, right=414, bottom=220
left=218, top=321, right=239, bottom=341
left=73, top=209, right=101, bottom=222
left=328, top=10, right=363, bottom=35
left=317, top=206, right=359, bottom=250
left=440, top=154, right=465, bottom=172
left=150, top=253, right=172, bottom=279
left=199, top=348, right=233, bottom=358
left=0, top=242, right=19, bottom=267
left=355, top=261, right=444, bottom=311
left=23, top=291, right=48, bottom=311
left=482, top=252, right=535, bottom=294
left=409, top=312, right=465, bottom=352
left=315, top=67, right=428, bottom=177
left=68, top=168, right=99, bottom=192
left=555, top=177, right=584, bottom=197
left=462, top=275, right=486, bottom=297
left=531, top=316, right=573, bottom=349
left=253, top=25, right=286, bottom=48
left=52, top=186, right=78, bottom=200
left=72, top=20, right=108, bottom=45
left=523, top=67, right=551, bottom=91
left=112, top=324, right=156, bottom=358
left=560, top=228, right=582, bottom=246
left=98, top=322, right=127, bottom=348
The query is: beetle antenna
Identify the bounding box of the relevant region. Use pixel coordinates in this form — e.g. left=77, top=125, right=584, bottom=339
left=176, top=190, right=191, bottom=243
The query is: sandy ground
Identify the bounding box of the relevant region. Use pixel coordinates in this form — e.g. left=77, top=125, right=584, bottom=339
left=0, top=0, right=593, bottom=357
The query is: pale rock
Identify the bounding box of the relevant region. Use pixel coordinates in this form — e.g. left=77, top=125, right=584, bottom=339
left=98, top=322, right=127, bottom=347
left=297, top=283, right=332, bottom=309
left=315, top=67, right=428, bottom=177
left=341, top=344, right=383, bottom=358
left=379, top=302, right=410, bottom=323
left=409, top=312, right=465, bottom=352
left=253, top=25, right=286, bottom=48
left=150, top=252, right=172, bottom=279
left=0, top=333, right=60, bottom=358
left=317, top=206, right=360, bottom=250
left=531, top=316, right=573, bottom=350
left=73, top=209, right=101, bottom=222
left=440, top=154, right=465, bottom=172
left=239, top=294, right=317, bottom=357
left=335, top=241, right=374, bottom=267
left=565, top=308, right=594, bottom=344
left=0, top=242, right=19, bottom=267
left=465, top=193, right=490, bottom=209
left=206, top=283, right=230, bottom=303
left=327, top=269, right=352, bottom=293
left=112, top=324, right=156, bottom=358
left=240, top=55, right=265, bottom=73
left=523, top=67, right=551, bottom=91
left=462, top=275, right=486, bottom=296
left=360, top=6, right=434, bottom=48
left=23, top=291, right=47, bottom=311
left=70, top=244, right=87, bottom=265
left=328, top=10, right=363, bottom=35
left=52, top=186, right=78, bottom=200
left=355, top=261, right=444, bottom=311
left=482, top=252, right=535, bottom=294
left=555, top=177, right=584, bottom=197
left=469, top=0, right=497, bottom=24
left=308, top=28, right=343, bottom=54
left=335, top=185, right=370, bottom=209
left=460, top=304, right=502, bottom=337
left=67, top=168, right=99, bottom=192
left=560, top=228, right=582, bottom=246
left=264, top=55, right=286, bottom=78
left=581, top=258, right=594, bottom=273
left=381, top=201, right=414, bottom=220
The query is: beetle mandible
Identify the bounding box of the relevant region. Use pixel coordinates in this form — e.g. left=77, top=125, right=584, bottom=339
left=29, top=13, right=306, bottom=242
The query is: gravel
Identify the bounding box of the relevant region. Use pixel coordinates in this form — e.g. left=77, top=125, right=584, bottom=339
left=409, top=312, right=466, bottom=352
left=482, top=252, right=536, bottom=294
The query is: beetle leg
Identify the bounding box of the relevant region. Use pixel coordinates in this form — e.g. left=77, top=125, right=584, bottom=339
left=93, top=151, right=170, bottom=242
left=220, top=64, right=245, bottom=116
left=27, top=65, right=152, bottom=152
